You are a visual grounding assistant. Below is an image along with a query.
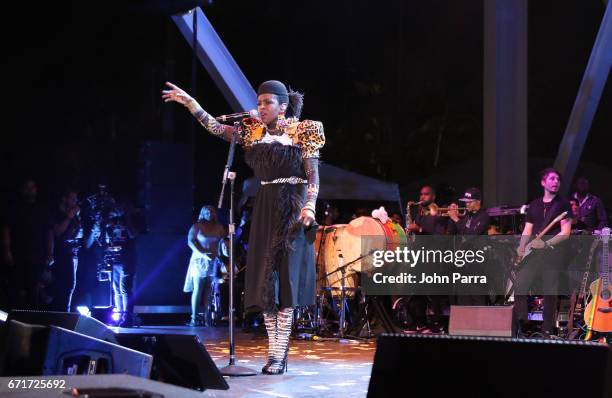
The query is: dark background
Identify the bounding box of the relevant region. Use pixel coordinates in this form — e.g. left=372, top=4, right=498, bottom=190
left=2, top=0, right=610, bottom=209
left=2, top=0, right=610, bottom=306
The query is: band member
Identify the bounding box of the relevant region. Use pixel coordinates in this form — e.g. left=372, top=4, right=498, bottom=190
left=407, top=185, right=447, bottom=235
left=405, top=185, right=447, bottom=333
left=163, top=79, right=324, bottom=374
left=184, top=205, right=226, bottom=327
left=447, top=188, right=490, bottom=235
left=571, top=177, right=608, bottom=231
left=514, top=168, right=571, bottom=336
left=48, top=189, right=83, bottom=312
left=447, top=187, right=490, bottom=305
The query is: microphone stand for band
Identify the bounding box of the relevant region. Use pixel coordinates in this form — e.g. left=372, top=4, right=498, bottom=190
left=321, top=250, right=397, bottom=338
left=319, top=251, right=374, bottom=338
left=218, top=121, right=256, bottom=377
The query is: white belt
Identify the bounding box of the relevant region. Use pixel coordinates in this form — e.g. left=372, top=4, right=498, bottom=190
left=261, top=176, right=307, bottom=185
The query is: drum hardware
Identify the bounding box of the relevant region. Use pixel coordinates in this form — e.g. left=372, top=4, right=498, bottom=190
left=338, top=254, right=347, bottom=337
left=318, top=250, right=375, bottom=337
left=312, top=217, right=408, bottom=338
left=347, top=295, right=397, bottom=338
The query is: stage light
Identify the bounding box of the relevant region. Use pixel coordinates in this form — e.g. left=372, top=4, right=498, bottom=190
left=76, top=306, right=91, bottom=317
left=111, top=312, right=122, bottom=322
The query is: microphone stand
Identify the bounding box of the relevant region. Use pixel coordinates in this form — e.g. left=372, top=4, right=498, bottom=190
left=219, top=121, right=257, bottom=377
left=319, top=251, right=372, bottom=338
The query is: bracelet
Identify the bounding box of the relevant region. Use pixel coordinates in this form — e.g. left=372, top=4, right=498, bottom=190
left=301, top=207, right=315, bottom=215
left=303, top=202, right=316, bottom=213
left=545, top=241, right=554, bottom=249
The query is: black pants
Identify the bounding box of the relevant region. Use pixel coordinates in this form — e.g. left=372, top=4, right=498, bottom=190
left=512, top=247, right=566, bottom=332
left=50, top=250, right=78, bottom=312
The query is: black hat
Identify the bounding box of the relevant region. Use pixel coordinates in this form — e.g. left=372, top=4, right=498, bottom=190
left=257, top=80, right=289, bottom=102
left=459, top=187, right=481, bottom=202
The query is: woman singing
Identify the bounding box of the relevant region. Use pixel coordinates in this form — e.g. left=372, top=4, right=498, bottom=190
left=163, top=80, right=324, bottom=375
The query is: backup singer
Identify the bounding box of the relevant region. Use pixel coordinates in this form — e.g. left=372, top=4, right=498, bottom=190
left=184, top=205, right=226, bottom=327
left=163, top=80, right=325, bottom=374
left=514, top=168, right=571, bottom=336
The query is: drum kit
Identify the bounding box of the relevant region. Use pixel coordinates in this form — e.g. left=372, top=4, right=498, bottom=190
left=302, top=216, right=407, bottom=337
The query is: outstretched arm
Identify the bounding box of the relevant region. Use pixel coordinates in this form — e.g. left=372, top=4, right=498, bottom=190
left=162, top=82, right=237, bottom=143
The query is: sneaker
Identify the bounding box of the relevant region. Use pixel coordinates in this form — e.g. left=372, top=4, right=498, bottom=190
left=403, top=324, right=425, bottom=334
left=416, top=325, right=434, bottom=334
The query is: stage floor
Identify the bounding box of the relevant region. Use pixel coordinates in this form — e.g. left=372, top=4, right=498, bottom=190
left=115, top=325, right=376, bottom=397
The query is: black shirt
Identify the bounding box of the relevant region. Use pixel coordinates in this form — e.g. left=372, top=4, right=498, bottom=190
left=414, top=212, right=447, bottom=235
left=525, top=195, right=571, bottom=236
left=572, top=193, right=608, bottom=231
left=447, top=208, right=490, bottom=235
left=51, top=210, right=83, bottom=253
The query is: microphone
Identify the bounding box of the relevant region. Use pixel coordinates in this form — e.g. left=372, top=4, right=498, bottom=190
left=215, top=109, right=259, bottom=122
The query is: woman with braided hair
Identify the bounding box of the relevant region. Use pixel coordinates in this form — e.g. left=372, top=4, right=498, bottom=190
left=162, top=80, right=325, bottom=375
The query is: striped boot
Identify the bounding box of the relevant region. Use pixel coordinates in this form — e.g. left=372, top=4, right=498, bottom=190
left=262, top=311, right=277, bottom=373
left=264, top=307, right=293, bottom=375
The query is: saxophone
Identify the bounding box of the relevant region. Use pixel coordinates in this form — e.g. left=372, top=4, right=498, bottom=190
left=405, top=201, right=422, bottom=237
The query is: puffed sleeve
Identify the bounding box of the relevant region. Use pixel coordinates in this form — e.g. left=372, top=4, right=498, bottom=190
left=240, top=118, right=266, bottom=148
left=296, top=120, right=325, bottom=159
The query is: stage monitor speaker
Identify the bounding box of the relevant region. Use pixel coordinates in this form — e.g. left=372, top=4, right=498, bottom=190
left=449, top=305, right=513, bottom=337
left=368, top=334, right=612, bottom=398
left=116, top=332, right=229, bottom=391
left=6, top=310, right=117, bottom=343
left=0, top=320, right=151, bottom=378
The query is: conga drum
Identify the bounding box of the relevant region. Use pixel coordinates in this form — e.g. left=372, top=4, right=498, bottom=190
left=343, top=216, right=408, bottom=272
left=314, top=225, right=359, bottom=296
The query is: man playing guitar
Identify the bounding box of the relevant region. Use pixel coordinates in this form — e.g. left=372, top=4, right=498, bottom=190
left=514, top=168, right=572, bottom=337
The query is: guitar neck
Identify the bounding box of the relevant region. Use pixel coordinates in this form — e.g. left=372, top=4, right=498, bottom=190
left=602, top=239, right=610, bottom=292
left=578, top=239, right=600, bottom=300
left=537, top=215, right=563, bottom=238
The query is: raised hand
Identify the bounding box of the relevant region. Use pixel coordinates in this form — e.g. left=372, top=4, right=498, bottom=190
left=161, top=82, right=194, bottom=106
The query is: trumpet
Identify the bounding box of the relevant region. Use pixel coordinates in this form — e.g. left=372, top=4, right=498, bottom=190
left=427, top=203, right=468, bottom=216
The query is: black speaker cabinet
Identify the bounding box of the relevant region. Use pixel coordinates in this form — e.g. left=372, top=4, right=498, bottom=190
left=7, top=310, right=117, bottom=343
left=116, top=332, right=229, bottom=391
left=368, top=334, right=612, bottom=398
left=0, top=320, right=151, bottom=378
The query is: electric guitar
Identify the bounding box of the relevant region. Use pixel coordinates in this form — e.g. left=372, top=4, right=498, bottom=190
left=515, top=211, right=568, bottom=265
left=584, top=227, right=611, bottom=339
left=505, top=211, right=568, bottom=301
